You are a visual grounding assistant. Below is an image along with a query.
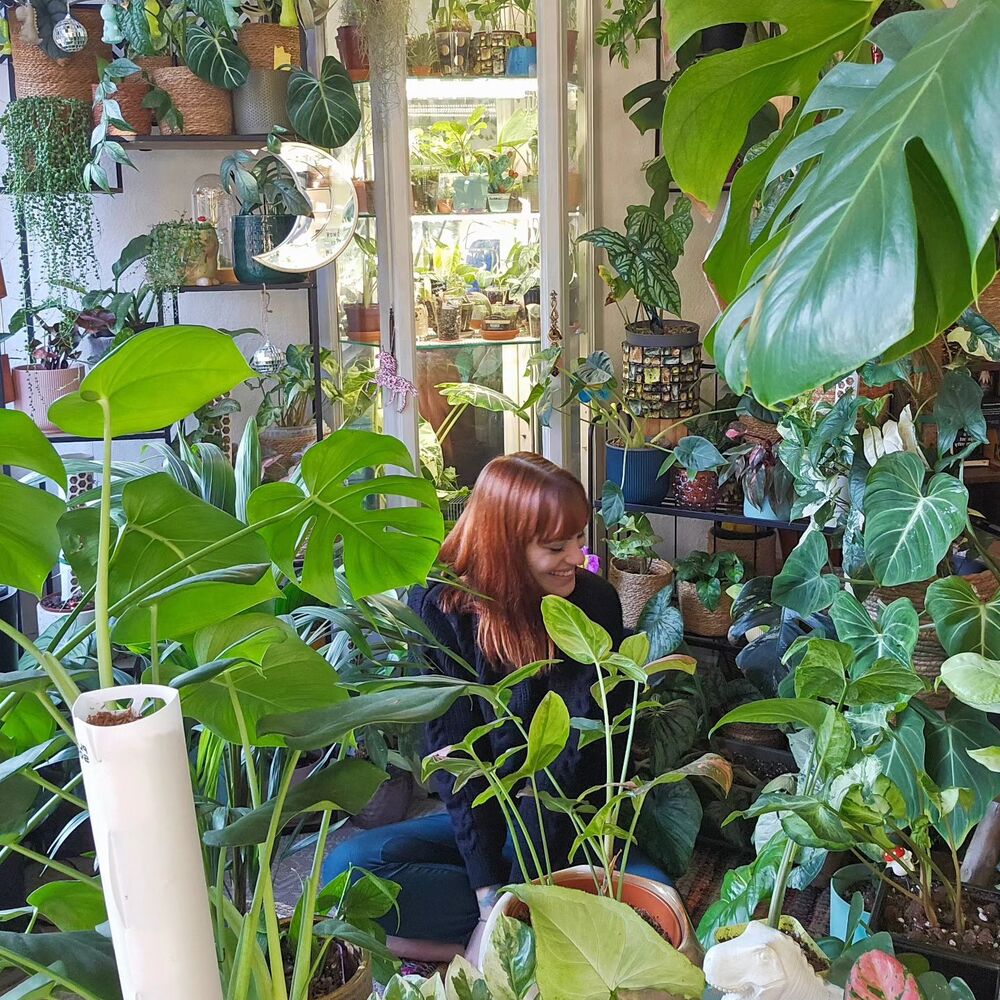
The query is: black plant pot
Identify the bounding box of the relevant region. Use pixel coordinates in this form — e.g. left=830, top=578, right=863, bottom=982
left=605, top=444, right=668, bottom=506
left=870, top=881, right=1000, bottom=1000
left=0, top=586, right=18, bottom=671
left=233, top=214, right=306, bottom=285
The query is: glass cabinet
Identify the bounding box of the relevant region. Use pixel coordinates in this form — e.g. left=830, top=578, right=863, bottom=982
left=324, top=0, right=593, bottom=498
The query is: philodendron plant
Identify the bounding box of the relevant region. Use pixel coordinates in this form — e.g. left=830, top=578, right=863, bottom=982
left=0, top=325, right=447, bottom=999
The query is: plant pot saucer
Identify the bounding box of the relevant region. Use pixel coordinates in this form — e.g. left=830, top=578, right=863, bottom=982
left=480, top=326, right=518, bottom=341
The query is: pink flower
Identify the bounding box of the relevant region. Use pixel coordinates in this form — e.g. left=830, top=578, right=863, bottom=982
left=581, top=546, right=601, bottom=574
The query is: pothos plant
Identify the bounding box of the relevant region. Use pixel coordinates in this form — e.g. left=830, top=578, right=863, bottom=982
left=674, top=551, right=743, bottom=613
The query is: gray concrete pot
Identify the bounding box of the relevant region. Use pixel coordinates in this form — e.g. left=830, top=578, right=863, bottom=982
left=234, top=69, right=291, bottom=135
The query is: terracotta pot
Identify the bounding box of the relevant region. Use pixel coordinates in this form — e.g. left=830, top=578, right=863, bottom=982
left=608, top=557, right=673, bottom=631
left=13, top=365, right=84, bottom=434
left=477, top=866, right=701, bottom=969
left=337, top=25, right=369, bottom=81
left=259, top=423, right=316, bottom=481
left=345, top=304, right=380, bottom=344
left=92, top=79, right=153, bottom=137
left=352, top=178, right=375, bottom=215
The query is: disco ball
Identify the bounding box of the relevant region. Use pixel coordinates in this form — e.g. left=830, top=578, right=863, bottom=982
left=52, top=11, right=88, bottom=52
left=251, top=341, right=285, bottom=377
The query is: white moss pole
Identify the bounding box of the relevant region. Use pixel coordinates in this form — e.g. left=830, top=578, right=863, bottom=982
left=72, top=685, right=223, bottom=1000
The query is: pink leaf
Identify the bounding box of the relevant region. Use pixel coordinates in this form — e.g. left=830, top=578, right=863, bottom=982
left=846, top=951, right=922, bottom=1000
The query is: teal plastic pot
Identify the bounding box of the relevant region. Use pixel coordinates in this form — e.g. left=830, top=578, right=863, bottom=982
left=829, top=864, right=872, bottom=944
left=606, top=444, right=668, bottom=506
left=233, top=214, right=306, bottom=285
left=743, top=494, right=792, bottom=523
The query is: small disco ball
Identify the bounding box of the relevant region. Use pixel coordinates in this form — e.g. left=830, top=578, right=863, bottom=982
left=52, top=11, right=88, bottom=52
left=251, top=341, right=285, bottom=377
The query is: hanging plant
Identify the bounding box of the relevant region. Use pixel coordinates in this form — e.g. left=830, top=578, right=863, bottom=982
left=0, top=96, right=97, bottom=299
left=146, top=219, right=217, bottom=292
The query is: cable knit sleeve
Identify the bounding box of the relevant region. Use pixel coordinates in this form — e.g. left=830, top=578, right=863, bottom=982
left=411, top=588, right=509, bottom=890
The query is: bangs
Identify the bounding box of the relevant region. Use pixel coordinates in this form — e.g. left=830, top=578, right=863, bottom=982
left=532, top=475, right=589, bottom=543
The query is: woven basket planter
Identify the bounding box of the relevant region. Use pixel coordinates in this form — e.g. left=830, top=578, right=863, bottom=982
left=92, top=80, right=153, bottom=137
left=260, top=423, right=316, bottom=481
left=152, top=66, right=232, bottom=135
left=11, top=9, right=111, bottom=101
left=864, top=571, right=999, bottom=708
left=977, top=274, right=1000, bottom=330
left=710, top=524, right=777, bottom=578
left=238, top=23, right=301, bottom=69
left=608, top=558, right=673, bottom=631
left=678, top=581, right=732, bottom=638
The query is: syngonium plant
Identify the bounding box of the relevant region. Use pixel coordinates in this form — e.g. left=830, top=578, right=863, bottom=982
left=0, top=325, right=448, bottom=999
left=659, top=0, right=1000, bottom=406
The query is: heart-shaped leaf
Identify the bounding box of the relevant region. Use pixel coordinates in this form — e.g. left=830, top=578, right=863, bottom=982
left=864, top=453, right=968, bottom=587
left=940, top=653, right=1000, bottom=713
left=540, top=596, right=612, bottom=665
left=185, top=23, right=249, bottom=89
left=287, top=56, right=362, bottom=149
left=831, top=591, right=919, bottom=670
left=772, top=526, right=840, bottom=615
left=846, top=949, right=921, bottom=1000
left=927, top=576, right=1000, bottom=659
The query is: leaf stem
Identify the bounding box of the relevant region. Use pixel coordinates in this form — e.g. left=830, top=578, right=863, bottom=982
left=95, top=398, right=115, bottom=689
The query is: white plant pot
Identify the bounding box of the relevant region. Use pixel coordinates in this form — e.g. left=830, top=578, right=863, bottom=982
left=72, top=685, right=223, bottom=1000
left=35, top=601, right=95, bottom=637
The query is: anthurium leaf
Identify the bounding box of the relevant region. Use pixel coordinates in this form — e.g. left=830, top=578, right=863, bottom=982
left=203, top=758, right=388, bottom=846
left=672, top=435, right=726, bottom=473
left=540, top=595, right=612, bottom=664
left=0, top=931, right=122, bottom=1000
left=247, top=429, right=443, bottom=604
left=436, top=383, right=527, bottom=418
left=661, top=0, right=879, bottom=210
left=26, top=882, right=107, bottom=934
left=864, top=453, right=968, bottom=587
left=185, top=23, right=248, bottom=89
left=287, top=55, right=362, bottom=148
left=707, top=2, right=1000, bottom=404
left=915, top=700, right=1000, bottom=844
left=171, top=612, right=345, bottom=746
left=48, top=326, right=255, bottom=437
left=939, top=653, right=1000, bottom=713
left=508, top=884, right=704, bottom=1000
left=633, top=781, right=703, bottom=878
left=831, top=591, right=919, bottom=670
left=600, top=480, right=627, bottom=529
left=873, top=707, right=925, bottom=821
left=109, top=474, right=279, bottom=643
left=846, top=949, right=922, bottom=1000
left=926, top=576, right=1000, bottom=659
left=933, top=370, right=988, bottom=455
left=772, top=526, right=840, bottom=615
left=792, top=639, right=852, bottom=703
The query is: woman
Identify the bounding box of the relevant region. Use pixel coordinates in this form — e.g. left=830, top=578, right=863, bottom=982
left=325, top=453, right=668, bottom=959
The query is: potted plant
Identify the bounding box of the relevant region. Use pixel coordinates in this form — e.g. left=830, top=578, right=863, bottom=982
left=675, top=550, right=743, bottom=637
left=580, top=198, right=702, bottom=427
left=480, top=302, right=520, bottom=341
left=146, top=218, right=220, bottom=291
left=723, top=412, right=796, bottom=522
left=0, top=96, right=97, bottom=294
left=336, top=0, right=369, bottom=81
left=414, top=106, right=489, bottom=213
left=345, top=233, right=380, bottom=343
left=432, top=0, right=472, bottom=76
left=483, top=150, right=516, bottom=212
left=600, top=480, right=673, bottom=630
left=660, top=431, right=729, bottom=510
left=221, top=142, right=313, bottom=285
left=407, top=30, right=438, bottom=75
left=504, top=0, right=535, bottom=76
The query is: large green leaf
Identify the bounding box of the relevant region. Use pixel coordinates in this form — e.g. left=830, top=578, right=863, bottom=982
left=172, top=612, right=345, bottom=746
left=927, top=576, right=1000, bottom=659
left=0, top=932, right=122, bottom=1000
left=661, top=0, right=879, bottom=210
left=287, top=56, right=362, bottom=149
left=637, top=584, right=684, bottom=659
left=203, top=758, right=387, bottom=846
left=844, top=658, right=924, bottom=708
left=772, top=526, right=840, bottom=616
left=436, top=383, right=527, bottom=418
left=247, top=429, right=443, bottom=604
left=0, top=410, right=66, bottom=595
left=706, top=3, right=1000, bottom=404
left=940, top=653, right=1000, bottom=713
left=107, top=474, right=279, bottom=643
left=831, top=591, right=919, bottom=670
left=508, top=884, right=704, bottom=1000
left=539, top=595, right=612, bottom=665
left=863, top=453, right=968, bottom=587
left=25, top=883, right=107, bottom=934
left=711, top=698, right=831, bottom=735
left=633, top=781, right=703, bottom=878
left=185, top=23, right=249, bottom=89
left=49, top=326, right=255, bottom=438
left=916, top=700, right=1000, bottom=844
left=874, top=707, right=925, bottom=821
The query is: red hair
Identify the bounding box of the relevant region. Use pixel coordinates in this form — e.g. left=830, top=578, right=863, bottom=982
left=439, top=452, right=590, bottom=672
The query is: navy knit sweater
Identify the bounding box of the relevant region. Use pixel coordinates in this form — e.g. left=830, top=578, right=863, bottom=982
left=409, top=571, right=625, bottom=889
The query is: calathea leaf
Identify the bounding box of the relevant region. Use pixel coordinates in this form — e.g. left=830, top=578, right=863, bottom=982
left=863, top=453, right=968, bottom=587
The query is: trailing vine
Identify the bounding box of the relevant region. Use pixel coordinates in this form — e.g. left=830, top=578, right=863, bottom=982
left=0, top=97, right=98, bottom=301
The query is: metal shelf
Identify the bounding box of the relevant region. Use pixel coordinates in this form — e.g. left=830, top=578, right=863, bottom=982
left=130, top=133, right=271, bottom=151
left=619, top=495, right=811, bottom=533
left=175, top=278, right=315, bottom=293
left=341, top=334, right=541, bottom=351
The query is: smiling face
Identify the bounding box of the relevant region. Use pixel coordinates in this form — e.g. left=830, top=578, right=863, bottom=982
left=525, top=530, right=586, bottom=597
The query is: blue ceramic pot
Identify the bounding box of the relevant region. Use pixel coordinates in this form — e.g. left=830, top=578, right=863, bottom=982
left=506, top=45, right=536, bottom=77
left=605, top=444, right=668, bottom=506
left=233, top=214, right=306, bottom=285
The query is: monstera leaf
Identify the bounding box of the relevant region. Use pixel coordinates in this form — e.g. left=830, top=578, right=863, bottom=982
left=661, top=0, right=879, bottom=210
left=927, top=576, right=1000, bottom=659
left=0, top=410, right=66, bottom=595
left=247, top=429, right=443, bottom=604
left=702, top=2, right=1000, bottom=404
left=831, top=591, right=919, bottom=670
left=287, top=56, right=362, bottom=149
left=863, top=453, right=968, bottom=587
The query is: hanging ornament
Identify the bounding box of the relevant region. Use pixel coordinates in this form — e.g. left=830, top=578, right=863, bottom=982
left=250, top=289, right=286, bottom=376
left=52, top=0, right=87, bottom=52
left=376, top=308, right=417, bottom=412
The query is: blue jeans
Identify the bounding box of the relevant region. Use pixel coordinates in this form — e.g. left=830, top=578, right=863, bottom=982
left=323, top=811, right=672, bottom=944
